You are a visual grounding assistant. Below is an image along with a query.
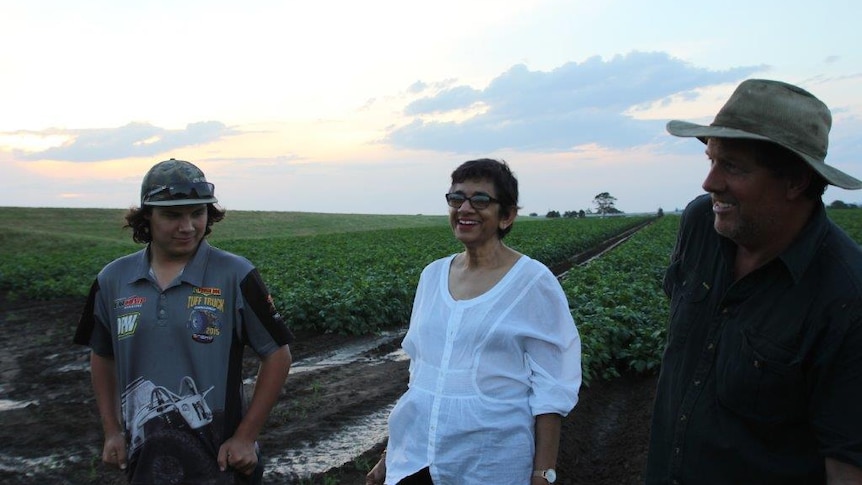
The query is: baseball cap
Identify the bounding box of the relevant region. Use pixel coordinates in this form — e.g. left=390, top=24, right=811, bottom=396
left=140, top=158, right=219, bottom=206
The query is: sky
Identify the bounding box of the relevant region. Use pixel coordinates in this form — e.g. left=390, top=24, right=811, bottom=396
left=2, top=0, right=861, bottom=216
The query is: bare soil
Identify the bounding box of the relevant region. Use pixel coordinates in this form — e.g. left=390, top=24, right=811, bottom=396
left=0, top=292, right=657, bottom=484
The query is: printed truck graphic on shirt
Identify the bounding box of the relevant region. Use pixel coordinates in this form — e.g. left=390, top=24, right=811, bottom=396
left=121, top=376, right=215, bottom=456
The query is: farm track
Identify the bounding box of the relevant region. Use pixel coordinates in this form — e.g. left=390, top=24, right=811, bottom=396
left=0, top=219, right=657, bottom=485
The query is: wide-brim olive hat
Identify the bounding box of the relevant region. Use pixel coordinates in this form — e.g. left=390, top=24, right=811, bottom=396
left=140, top=158, right=219, bottom=206
left=667, top=78, right=862, bottom=190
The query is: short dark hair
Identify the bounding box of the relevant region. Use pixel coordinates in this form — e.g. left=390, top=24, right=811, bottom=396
left=124, top=204, right=226, bottom=244
left=752, top=140, right=827, bottom=199
left=450, top=158, right=519, bottom=238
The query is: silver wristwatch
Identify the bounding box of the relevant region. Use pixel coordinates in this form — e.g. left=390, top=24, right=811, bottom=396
left=533, top=469, right=557, bottom=483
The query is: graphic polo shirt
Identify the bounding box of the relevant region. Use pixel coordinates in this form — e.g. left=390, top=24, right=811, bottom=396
left=75, top=240, right=293, bottom=483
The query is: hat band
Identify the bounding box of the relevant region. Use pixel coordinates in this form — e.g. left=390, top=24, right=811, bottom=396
left=143, top=182, right=215, bottom=204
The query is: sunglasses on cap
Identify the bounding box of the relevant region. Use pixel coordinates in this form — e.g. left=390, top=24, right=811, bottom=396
left=445, top=192, right=499, bottom=210
left=143, top=182, right=215, bottom=204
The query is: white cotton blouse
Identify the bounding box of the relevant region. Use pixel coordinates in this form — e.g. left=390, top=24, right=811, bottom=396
left=385, top=254, right=582, bottom=484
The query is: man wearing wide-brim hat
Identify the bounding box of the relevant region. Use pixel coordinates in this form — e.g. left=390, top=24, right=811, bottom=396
left=645, top=79, right=862, bottom=484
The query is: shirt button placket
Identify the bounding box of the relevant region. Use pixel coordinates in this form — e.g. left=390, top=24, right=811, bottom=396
left=158, top=293, right=168, bottom=327
left=428, top=306, right=461, bottom=463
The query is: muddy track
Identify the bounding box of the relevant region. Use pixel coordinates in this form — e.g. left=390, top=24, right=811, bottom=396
left=0, top=221, right=658, bottom=485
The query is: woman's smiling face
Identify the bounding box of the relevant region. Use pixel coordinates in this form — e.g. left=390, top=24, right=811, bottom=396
left=448, top=178, right=512, bottom=248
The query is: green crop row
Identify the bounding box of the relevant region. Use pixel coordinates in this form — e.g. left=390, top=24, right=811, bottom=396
left=219, top=216, right=651, bottom=334
left=568, top=208, right=862, bottom=385
left=3, top=206, right=858, bottom=384
left=560, top=215, right=679, bottom=385
left=0, top=210, right=649, bottom=336
left=829, top=209, right=862, bottom=242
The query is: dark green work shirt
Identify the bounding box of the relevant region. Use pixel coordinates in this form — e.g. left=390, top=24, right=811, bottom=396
left=646, top=194, right=862, bottom=485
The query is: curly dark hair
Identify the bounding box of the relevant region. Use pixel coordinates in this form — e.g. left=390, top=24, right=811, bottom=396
left=124, top=204, right=226, bottom=244
left=450, top=158, right=520, bottom=239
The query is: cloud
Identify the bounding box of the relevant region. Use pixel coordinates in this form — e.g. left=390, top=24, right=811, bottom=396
left=16, top=121, right=237, bottom=162
left=407, top=81, right=428, bottom=94
left=385, top=51, right=765, bottom=153
left=405, top=85, right=483, bottom=115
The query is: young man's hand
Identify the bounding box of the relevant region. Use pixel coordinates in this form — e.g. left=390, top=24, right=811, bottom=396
left=102, top=430, right=127, bottom=470
left=218, top=437, right=258, bottom=475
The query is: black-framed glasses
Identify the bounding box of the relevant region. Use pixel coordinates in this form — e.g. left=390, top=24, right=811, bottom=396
left=445, top=192, right=499, bottom=210
left=144, top=182, right=215, bottom=203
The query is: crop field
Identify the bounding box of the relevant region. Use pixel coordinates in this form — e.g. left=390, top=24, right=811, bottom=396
left=1, top=206, right=860, bottom=484
left=0, top=208, right=649, bottom=334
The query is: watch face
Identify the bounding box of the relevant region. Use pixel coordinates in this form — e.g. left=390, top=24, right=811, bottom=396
left=545, top=469, right=557, bottom=483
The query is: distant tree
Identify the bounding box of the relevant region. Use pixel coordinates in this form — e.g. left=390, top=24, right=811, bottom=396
left=593, top=192, right=618, bottom=216
left=657, top=207, right=664, bottom=217
left=830, top=200, right=850, bottom=209
left=578, top=210, right=586, bottom=218
left=529, top=212, right=538, bottom=217
left=563, top=210, right=578, bottom=218
left=546, top=210, right=561, bottom=218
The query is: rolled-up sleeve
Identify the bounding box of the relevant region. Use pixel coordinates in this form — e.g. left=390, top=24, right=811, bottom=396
left=526, top=273, right=582, bottom=416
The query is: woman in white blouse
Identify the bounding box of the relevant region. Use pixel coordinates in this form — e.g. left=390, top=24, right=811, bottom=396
left=367, top=159, right=582, bottom=485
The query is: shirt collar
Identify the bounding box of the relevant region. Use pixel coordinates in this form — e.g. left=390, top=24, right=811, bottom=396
left=129, top=239, right=212, bottom=287
left=777, top=202, right=829, bottom=284
left=181, top=239, right=211, bottom=287
left=131, top=248, right=151, bottom=284
left=714, top=202, right=829, bottom=285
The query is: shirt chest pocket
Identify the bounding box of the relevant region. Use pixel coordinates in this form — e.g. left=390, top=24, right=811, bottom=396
left=666, top=263, right=711, bottom=350
left=716, top=329, right=806, bottom=424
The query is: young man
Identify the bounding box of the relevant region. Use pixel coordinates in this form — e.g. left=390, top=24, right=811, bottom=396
left=645, top=79, right=862, bottom=484
left=74, top=158, right=293, bottom=484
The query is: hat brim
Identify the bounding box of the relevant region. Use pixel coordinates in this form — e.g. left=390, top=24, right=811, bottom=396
left=667, top=120, right=862, bottom=190
left=667, top=120, right=774, bottom=144
left=144, top=197, right=218, bottom=207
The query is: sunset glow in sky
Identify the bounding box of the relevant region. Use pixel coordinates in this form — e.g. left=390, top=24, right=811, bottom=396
left=2, top=0, right=860, bottom=215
